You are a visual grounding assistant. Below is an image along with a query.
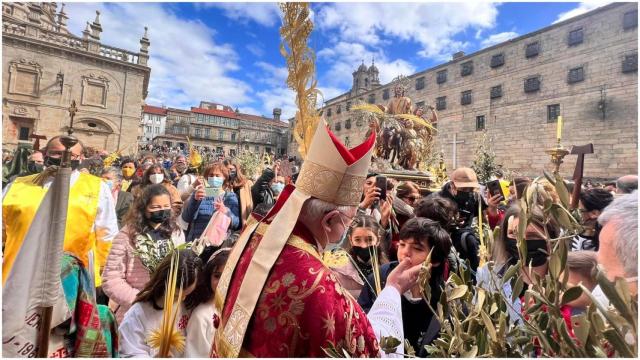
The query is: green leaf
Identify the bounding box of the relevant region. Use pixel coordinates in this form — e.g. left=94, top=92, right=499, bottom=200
left=554, top=173, right=571, bottom=208
left=602, top=329, right=635, bottom=358
left=490, top=302, right=499, bottom=316
left=548, top=253, right=562, bottom=280
left=379, top=335, right=401, bottom=354
left=475, top=288, right=486, bottom=314
left=571, top=313, right=591, bottom=347
left=543, top=170, right=556, bottom=185
left=561, top=286, right=583, bottom=306
left=502, top=262, right=520, bottom=284
left=449, top=273, right=464, bottom=287
left=595, top=270, right=635, bottom=326
left=449, top=285, right=468, bottom=301
left=461, top=345, right=478, bottom=358
left=480, top=310, right=497, bottom=341
left=512, top=276, right=524, bottom=303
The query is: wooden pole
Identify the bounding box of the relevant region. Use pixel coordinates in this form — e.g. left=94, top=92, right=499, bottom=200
left=36, top=306, right=53, bottom=357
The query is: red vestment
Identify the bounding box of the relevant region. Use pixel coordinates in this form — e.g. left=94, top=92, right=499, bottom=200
left=212, top=221, right=380, bottom=357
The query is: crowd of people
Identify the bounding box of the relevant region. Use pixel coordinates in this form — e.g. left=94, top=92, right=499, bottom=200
left=1, top=131, right=637, bottom=357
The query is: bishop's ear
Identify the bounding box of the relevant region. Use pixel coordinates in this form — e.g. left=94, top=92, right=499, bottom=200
left=321, top=210, right=339, bottom=233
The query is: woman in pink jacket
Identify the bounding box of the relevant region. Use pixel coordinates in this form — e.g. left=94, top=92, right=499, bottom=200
left=102, top=184, right=185, bottom=322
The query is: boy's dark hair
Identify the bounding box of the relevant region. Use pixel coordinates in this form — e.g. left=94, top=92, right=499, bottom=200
left=580, top=188, right=614, bottom=212
left=119, top=157, right=135, bottom=168
left=415, top=195, right=457, bottom=229
left=399, top=217, right=451, bottom=265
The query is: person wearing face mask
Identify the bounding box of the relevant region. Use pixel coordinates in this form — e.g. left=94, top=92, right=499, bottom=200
left=25, top=150, right=44, bottom=175
left=119, top=157, right=138, bottom=192
left=572, top=188, right=613, bottom=251
left=358, top=218, right=451, bottom=356
left=101, top=167, right=133, bottom=229
left=131, top=164, right=183, bottom=214
left=3, top=136, right=119, bottom=288
left=171, top=155, right=189, bottom=184
left=101, top=184, right=186, bottom=323
left=223, top=159, right=254, bottom=227
left=324, top=215, right=388, bottom=299
left=180, top=162, right=240, bottom=243
left=271, top=176, right=286, bottom=199
left=211, top=125, right=424, bottom=357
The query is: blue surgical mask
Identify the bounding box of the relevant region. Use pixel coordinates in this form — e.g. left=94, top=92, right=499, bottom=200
left=208, top=176, right=224, bottom=188
left=104, top=179, right=114, bottom=191
left=271, top=182, right=285, bottom=193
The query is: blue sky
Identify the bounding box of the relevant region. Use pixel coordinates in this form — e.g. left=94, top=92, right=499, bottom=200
left=64, top=2, right=611, bottom=120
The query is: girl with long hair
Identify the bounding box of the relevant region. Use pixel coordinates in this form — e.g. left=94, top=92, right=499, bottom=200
left=223, top=159, right=253, bottom=227
left=118, top=249, right=202, bottom=357
left=131, top=163, right=183, bottom=214
left=102, top=184, right=185, bottom=322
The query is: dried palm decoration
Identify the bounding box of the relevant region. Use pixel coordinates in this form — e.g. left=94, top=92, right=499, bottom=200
left=351, top=103, right=385, bottom=115
left=147, top=251, right=185, bottom=357
left=186, top=136, right=202, bottom=170
left=369, top=245, right=382, bottom=296
left=477, top=201, right=488, bottom=268
left=394, top=113, right=437, bottom=132
left=280, top=2, right=322, bottom=159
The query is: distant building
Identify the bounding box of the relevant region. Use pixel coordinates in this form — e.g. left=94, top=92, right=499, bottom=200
left=302, top=3, right=638, bottom=179
left=140, top=105, right=167, bottom=144
left=2, top=3, right=151, bottom=151
left=154, top=101, right=290, bottom=157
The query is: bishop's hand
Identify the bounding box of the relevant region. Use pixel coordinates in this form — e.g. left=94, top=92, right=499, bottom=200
left=385, top=258, right=421, bottom=295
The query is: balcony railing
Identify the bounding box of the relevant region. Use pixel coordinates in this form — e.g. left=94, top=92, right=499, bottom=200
left=3, top=18, right=144, bottom=66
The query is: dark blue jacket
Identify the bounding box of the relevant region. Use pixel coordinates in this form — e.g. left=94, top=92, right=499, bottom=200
left=181, top=190, right=240, bottom=242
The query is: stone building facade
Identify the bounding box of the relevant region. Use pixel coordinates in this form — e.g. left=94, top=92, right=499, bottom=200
left=2, top=3, right=151, bottom=152
left=315, top=3, right=638, bottom=179
left=154, top=101, right=290, bottom=157
left=140, top=105, right=167, bottom=144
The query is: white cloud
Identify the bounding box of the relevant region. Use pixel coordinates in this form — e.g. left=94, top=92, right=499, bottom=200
left=64, top=3, right=252, bottom=109
left=315, top=3, right=500, bottom=60
left=209, top=3, right=281, bottom=27
left=480, top=31, right=519, bottom=48
left=553, top=1, right=612, bottom=24
left=256, top=87, right=297, bottom=120
left=246, top=43, right=265, bottom=57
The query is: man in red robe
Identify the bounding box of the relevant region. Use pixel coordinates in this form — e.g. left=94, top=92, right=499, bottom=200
left=212, top=124, right=418, bottom=357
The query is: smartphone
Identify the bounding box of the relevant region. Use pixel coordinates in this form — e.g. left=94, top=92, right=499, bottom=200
left=375, top=176, right=387, bottom=202
left=486, top=180, right=505, bottom=201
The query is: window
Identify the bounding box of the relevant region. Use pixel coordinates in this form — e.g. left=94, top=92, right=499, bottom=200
left=383, top=89, right=390, bottom=100
left=255, top=146, right=259, bottom=152
left=547, top=104, right=561, bottom=123
left=155, top=126, right=160, bottom=134
left=524, top=76, right=540, bottom=93
left=568, top=67, right=584, bottom=84
left=218, top=130, right=224, bottom=140
left=436, top=96, right=447, bottom=111
left=205, top=128, right=211, bottom=138
left=415, top=101, right=425, bottom=110
left=335, top=121, right=341, bottom=131
left=490, top=53, right=505, bottom=68
left=461, top=61, right=473, bottom=76
left=344, top=136, right=350, bottom=147
left=19, top=126, right=30, bottom=141
left=195, top=127, right=202, bottom=137
left=146, top=125, right=152, bottom=132
left=415, top=77, right=425, bottom=90
left=368, top=93, right=376, bottom=104
left=327, top=108, right=332, bottom=117
left=461, top=90, right=472, bottom=105
left=490, top=85, right=502, bottom=99
left=265, top=147, right=272, bottom=154
left=476, top=115, right=485, bottom=131
left=156, top=117, right=161, bottom=124
left=437, top=70, right=447, bottom=84
left=231, top=133, right=236, bottom=141
left=526, top=42, right=540, bottom=58
left=337, top=105, right=342, bottom=114
left=623, top=53, right=638, bottom=73
left=623, top=10, right=638, bottom=30
left=568, top=27, right=583, bottom=46
left=346, top=101, right=352, bottom=111
left=356, top=118, right=364, bottom=127
left=345, top=119, right=352, bottom=129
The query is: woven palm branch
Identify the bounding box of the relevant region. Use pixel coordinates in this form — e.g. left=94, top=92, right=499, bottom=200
left=351, top=103, right=385, bottom=115
left=279, top=2, right=321, bottom=160
left=186, top=136, right=202, bottom=170
left=147, top=251, right=185, bottom=357
left=394, top=113, right=438, bottom=132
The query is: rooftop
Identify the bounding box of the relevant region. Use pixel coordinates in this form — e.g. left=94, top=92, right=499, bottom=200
left=143, top=105, right=167, bottom=115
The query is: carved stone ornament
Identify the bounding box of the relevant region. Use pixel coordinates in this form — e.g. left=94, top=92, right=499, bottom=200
left=13, top=106, right=28, bottom=115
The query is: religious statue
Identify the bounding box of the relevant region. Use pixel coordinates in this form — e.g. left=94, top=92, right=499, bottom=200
left=353, top=75, right=438, bottom=172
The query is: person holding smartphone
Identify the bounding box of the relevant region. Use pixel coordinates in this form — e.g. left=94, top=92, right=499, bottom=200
left=180, top=162, right=240, bottom=243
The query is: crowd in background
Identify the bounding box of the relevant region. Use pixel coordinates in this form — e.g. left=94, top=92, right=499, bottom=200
left=1, top=140, right=637, bottom=357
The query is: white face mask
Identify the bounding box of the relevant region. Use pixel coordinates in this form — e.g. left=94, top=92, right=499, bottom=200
left=149, top=173, right=164, bottom=184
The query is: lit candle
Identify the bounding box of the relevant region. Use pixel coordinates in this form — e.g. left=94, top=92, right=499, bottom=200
left=556, top=115, right=563, bottom=142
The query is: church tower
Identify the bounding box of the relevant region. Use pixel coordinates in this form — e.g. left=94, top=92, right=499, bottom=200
left=351, top=59, right=381, bottom=97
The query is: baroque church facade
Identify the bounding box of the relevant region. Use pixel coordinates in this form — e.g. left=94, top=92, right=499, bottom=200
left=2, top=2, right=151, bottom=152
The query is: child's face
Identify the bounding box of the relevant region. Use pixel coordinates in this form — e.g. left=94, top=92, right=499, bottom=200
left=397, top=237, right=430, bottom=266
left=211, top=266, right=224, bottom=293
left=350, top=227, right=378, bottom=248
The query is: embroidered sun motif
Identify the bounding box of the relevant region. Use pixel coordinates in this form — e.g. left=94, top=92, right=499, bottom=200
left=321, top=313, right=336, bottom=337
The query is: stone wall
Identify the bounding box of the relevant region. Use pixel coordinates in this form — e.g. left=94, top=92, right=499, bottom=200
left=316, top=3, right=638, bottom=180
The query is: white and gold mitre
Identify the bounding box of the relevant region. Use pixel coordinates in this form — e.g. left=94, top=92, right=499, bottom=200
left=295, top=122, right=376, bottom=206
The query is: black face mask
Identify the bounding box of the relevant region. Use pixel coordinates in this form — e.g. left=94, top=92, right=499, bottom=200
left=148, top=209, right=171, bottom=224
left=229, top=170, right=237, bottom=181
left=504, top=237, right=519, bottom=263
left=525, top=239, right=548, bottom=267
left=44, top=156, right=80, bottom=170
left=27, top=161, right=44, bottom=174
left=454, top=191, right=473, bottom=205
left=351, top=246, right=373, bottom=263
